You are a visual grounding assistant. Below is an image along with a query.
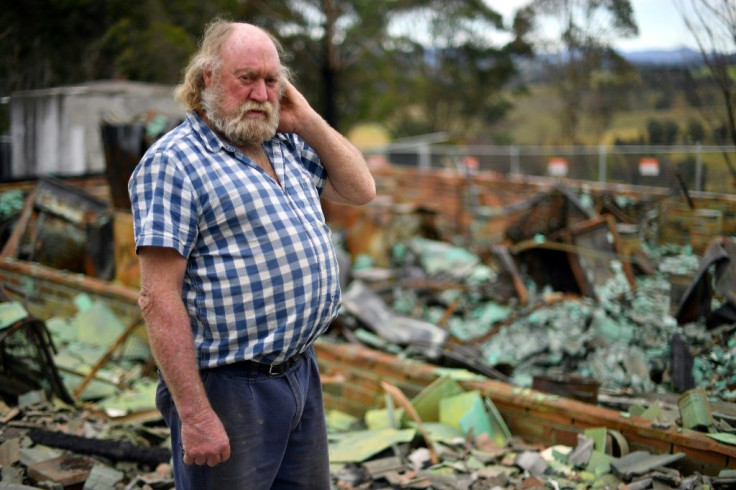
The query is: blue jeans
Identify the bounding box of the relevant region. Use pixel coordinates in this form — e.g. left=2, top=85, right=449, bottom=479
left=156, top=346, right=331, bottom=489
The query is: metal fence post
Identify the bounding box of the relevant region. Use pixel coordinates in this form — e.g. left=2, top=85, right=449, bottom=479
left=598, top=144, right=607, bottom=184
left=419, top=144, right=431, bottom=170
left=695, top=142, right=703, bottom=192
left=510, top=145, right=520, bottom=175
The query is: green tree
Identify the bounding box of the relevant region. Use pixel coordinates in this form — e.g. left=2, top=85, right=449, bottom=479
left=0, top=0, right=132, bottom=92
left=246, top=0, right=532, bottom=135
left=663, top=119, right=679, bottom=145
left=388, top=1, right=532, bottom=139
left=685, top=118, right=705, bottom=144
left=647, top=118, right=679, bottom=145
left=519, top=0, right=640, bottom=143
left=0, top=0, right=246, bottom=91
left=1, top=0, right=531, bottom=139
left=647, top=119, right=663, bottom=144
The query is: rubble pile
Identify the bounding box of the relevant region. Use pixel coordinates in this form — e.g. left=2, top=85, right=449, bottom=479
left=0, top=399, right=174, bottom=489
left=339, top=235, right=735, bottom=406
left=0, top=177, right=735, bottom=488
left=0, top=298, right=173, bottom=489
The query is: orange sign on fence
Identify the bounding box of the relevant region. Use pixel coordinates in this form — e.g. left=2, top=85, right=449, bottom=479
left=639, top=157, right=660, bottom=176
left=548, top=157, right=568, bottom=177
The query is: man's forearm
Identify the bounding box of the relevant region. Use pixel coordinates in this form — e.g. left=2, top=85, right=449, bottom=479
left=298, top=115, right=376, bottom=206
left=142, top=291, right=231, bottom=465
left=276, top=81, right=375, bottom=206
left=142, top=292, right=212, bottom=421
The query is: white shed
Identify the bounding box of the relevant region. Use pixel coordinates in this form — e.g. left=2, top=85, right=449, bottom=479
left=9, top=80, right=183, bottom=179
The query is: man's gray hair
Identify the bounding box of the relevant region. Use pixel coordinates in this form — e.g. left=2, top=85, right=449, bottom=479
left=173, top=19, right=292, bottom=112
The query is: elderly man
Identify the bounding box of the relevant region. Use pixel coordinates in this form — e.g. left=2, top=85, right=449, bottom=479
left=128, top=19, right=375, bottom=489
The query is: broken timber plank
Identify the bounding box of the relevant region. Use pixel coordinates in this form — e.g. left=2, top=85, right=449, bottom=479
left=0, top=258, right=140, bottom=324
left=0, top=188, right=37, bottom=259
left=380, top=381, right=439, bottom=465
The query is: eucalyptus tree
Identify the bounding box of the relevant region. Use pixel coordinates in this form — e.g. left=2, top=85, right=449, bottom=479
left=0, top=0, right=133, bottom=92
left=385, top=0, right=534, bottom=139
left=244, top=0, right=533, bottom=136
left=0, top=0, right=239, bottom=91
left=517, top=0, right=640, bottom=144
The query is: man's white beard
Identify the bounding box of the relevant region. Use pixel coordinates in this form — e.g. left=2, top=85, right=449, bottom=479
left=202, top=84, right=279, bottom=146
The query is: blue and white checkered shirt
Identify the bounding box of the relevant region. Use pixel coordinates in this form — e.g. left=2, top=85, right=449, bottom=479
left=128, top=112, right=341, bottom=367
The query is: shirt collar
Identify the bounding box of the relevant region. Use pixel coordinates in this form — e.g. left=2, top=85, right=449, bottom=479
left=187, top=112, right=227, bottom=154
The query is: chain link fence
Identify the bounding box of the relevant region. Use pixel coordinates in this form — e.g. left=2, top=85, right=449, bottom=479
left=366, top=143, right=736, bottom=195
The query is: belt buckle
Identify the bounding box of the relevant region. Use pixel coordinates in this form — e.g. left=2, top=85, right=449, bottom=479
left=267, top=352, right=301, bottom=376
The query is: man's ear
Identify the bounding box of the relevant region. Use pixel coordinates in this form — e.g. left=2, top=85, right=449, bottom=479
left=203, top=69, right=213, bottom=88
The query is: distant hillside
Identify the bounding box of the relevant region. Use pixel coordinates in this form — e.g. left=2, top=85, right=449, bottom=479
left=515, top=47, right=706, bottom=84
left=620, top=47, right=703, bottom=66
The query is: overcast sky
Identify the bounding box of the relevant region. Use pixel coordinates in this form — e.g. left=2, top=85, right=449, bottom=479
left=490, top=0, right=697, bottom=52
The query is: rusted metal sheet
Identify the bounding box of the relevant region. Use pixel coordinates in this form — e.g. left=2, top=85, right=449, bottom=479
left=112, top=211, right=140, bottom=289
left=0, top=178, right=115, bottom=280
left=0, top=177, right=138, bottom=323
left=503, top=185, right=595, bottom=244
left=676, top=236, right=736, bottom=325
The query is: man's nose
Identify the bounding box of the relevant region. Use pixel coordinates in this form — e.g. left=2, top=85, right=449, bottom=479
left=249, top=79, right=268, bottom=102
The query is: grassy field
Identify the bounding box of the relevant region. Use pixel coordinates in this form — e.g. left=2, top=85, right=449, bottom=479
left=491, top=82, right=736, bottom=194
left=498, top=83, right=725, bottom=147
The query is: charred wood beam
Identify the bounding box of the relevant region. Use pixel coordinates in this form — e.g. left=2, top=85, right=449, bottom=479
left=28, top=429, right=171, bottom=467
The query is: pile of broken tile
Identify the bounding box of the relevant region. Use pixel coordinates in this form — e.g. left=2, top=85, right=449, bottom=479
left=328, top=216, right=736, bottom=486
left=339, top=235, right=735, bottom=405
left=0, top=297, right=174, bottom=489
left=325, top=375, right=736, bottom=489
